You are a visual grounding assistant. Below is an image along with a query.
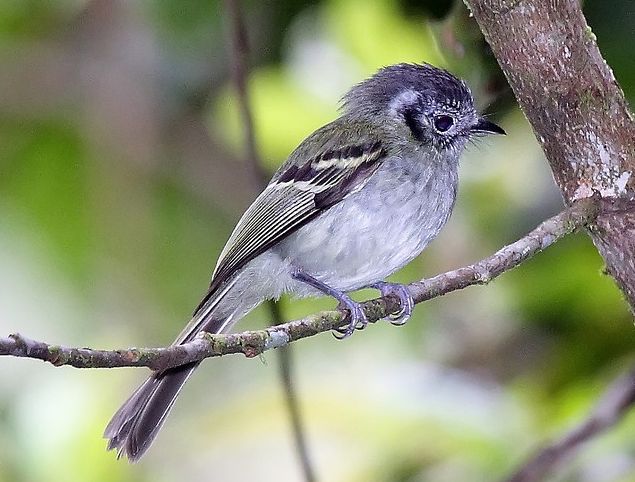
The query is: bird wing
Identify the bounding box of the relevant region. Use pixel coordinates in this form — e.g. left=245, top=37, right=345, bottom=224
left=193, top=130, right=386, bottom=315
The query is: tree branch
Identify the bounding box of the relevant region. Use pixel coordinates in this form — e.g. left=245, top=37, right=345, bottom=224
left=505, top=365, right=635, bottom=482
left=460, top=4, right=635, bottom=477
left=222, top=0, right=266, bottom=186
left=223, top=2, right=316, bottom=480
left=0, top=196, right=600, bottom=370
left=464, top=0, right=635, bottom=309
left=268, top=301, right=317, bottom=482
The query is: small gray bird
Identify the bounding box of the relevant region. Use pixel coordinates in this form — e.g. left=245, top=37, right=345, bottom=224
left=105, top=63, right=505, bottom=461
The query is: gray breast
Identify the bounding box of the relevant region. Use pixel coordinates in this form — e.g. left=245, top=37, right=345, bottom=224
left=276, top=150, right=458, bottom=293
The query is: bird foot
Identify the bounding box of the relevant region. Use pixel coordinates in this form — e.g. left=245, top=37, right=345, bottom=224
left=371, top=282, right=414, bottom=325
left=291, top=268, right=367, bottom=339
left=333, top=296, right=368, bottom=339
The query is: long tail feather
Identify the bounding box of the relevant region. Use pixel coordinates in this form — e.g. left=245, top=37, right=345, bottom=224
left=104, top=362, right=198, bottom=461
left=104, top=278, right=239, bottom=461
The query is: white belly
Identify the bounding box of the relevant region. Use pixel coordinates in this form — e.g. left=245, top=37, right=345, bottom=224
left=274, top=154, right=458, bottom=293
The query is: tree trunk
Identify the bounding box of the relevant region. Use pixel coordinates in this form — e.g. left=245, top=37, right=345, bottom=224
left=464, top=0, right=635, bottom=309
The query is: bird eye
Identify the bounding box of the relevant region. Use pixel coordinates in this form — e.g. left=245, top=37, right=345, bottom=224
left=433, top=115, right=455, bottom=133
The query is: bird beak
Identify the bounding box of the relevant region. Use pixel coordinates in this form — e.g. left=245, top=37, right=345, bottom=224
left=471, top=118, right=506, bottom=135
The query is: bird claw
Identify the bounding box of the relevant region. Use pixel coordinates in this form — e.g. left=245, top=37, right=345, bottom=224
left=333, top=298, right=368, bottom=339
left=290, top=269, right=412, bottom=337
left=290, top=268, right=368, bottom=340
left=333, top=282, right=414, bottom=338
left=371, top=282, right=414, bottom=325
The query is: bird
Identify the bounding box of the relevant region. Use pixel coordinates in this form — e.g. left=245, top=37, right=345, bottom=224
left=104, top=62, right=505, bottom=461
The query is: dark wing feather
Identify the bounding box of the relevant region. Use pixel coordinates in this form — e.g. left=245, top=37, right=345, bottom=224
left=193, top=138, right=385, bottom=315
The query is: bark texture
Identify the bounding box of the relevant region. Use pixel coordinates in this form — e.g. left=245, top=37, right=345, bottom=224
left=465, top=0, right=635, bottom=308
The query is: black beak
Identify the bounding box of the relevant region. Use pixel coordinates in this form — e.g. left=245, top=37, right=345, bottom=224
left=471, top=118, right=506, bottom=135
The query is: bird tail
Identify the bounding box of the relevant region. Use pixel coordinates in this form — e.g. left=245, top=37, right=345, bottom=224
left=104, top=360, right=199, bottom=461
left=104, top=281, right=239, bottom=462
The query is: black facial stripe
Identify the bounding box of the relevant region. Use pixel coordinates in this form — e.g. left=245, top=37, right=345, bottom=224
left=403, top=107, right=427, bottom=143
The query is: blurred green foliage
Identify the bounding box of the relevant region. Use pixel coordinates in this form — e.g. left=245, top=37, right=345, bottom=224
left=0, top=1, right=633, bottom=481
left=0, top=120, right=93, bottom=284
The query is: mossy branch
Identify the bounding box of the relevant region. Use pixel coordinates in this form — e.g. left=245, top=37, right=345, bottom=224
left=0, top=196, right=599, bottom=371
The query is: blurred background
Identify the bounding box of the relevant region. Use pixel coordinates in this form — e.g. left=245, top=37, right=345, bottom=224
left=0, top=1, right=633, bottom=481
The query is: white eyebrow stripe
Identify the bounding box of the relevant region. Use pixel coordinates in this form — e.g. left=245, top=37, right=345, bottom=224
left=388, top=89, right=419, bottom=116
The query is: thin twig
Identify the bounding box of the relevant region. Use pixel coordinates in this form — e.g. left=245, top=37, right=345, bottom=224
left=222, top=3, right=315, bottom=479
left=223, top=0, right=266, bottom=186
left=268, top=302, right=317, bottom=482
left=0, top=196, right=600, bottom=369
left=505, top=365, right=635, bottom=482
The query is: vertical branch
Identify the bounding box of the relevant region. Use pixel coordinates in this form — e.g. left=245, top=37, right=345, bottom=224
left=223, top=0, right=267, bottom=186
left=222, top=1, right=316, bottom=480
left=505, top=366, right=635, bottom=482
left=267, top=302, right=317, bottom=482
left=463, top=2, right=635, bottom=477
left=464, top=0, right=635, bottom=309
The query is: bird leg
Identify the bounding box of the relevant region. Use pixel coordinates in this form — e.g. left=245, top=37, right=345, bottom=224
left=291, top=268, right=367, bottom=339
left=370, top=281, right=414, bottom=325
